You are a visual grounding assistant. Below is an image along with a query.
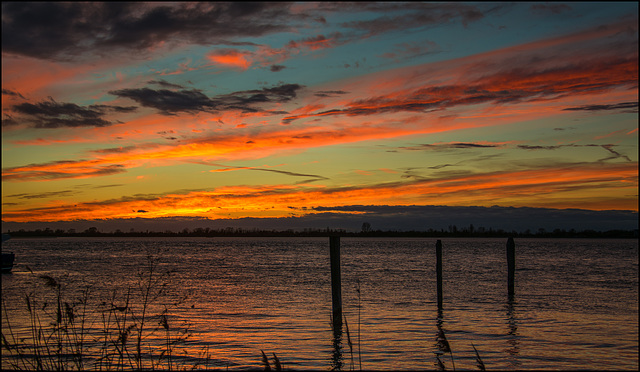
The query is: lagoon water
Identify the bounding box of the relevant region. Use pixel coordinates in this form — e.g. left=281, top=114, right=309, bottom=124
left=1, top=237, right=638, bottom=370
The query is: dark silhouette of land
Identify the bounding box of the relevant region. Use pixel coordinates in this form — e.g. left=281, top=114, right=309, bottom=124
left=3, top=226, right=637, bottom=239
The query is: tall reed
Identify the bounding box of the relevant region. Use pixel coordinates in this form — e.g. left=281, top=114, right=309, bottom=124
left=471, top=343, right=486, bottom=371
left=435, top=328, right=455, bottom=371
left=1, top=253, right=205, bottom=371
left=260, top=350, right=282, bottom=371
left=2, top=272, right=94, bottom=371
left=355, top=278, right=362, bottom=370
left=434, top=329, right=488, bottom=371
left=344, top=315, right=354, bottom=371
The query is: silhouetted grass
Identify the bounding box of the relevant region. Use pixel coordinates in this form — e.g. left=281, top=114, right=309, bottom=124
left=260, top=350, right=282, bottom=371
left=1, top=253, right=207, bottom=371
left=436, top=328, right=455, bottom=371
left=434, top=328, right=488, bottom=371
left=472, top=343, right=486, bottom=371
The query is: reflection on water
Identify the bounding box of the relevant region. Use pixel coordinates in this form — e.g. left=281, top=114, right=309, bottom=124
left=505, top=299, right=521, bottom=368
left=1, top=237, right=637, bottom=370
left=330, top=321, right=344, bottom=371
left=434, top=309, right=455, bottom=371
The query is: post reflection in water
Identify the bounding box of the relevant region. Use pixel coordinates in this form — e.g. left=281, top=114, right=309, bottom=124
left=434, top=308, right=455, bottom=371
left=505, top=299, right=521, bottom=369
left=330, top=319, right=344, bottom=371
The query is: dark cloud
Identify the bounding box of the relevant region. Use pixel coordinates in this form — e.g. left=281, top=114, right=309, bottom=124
left=109, top=88, right=217, bottom=115
left=91, top=145, right=148, bottom=155
left=2, top=88, right=26, bottom=99
left=1, top=2, right=299, bottom=61
left=196, top=161, right=329, bottom=183
left=2, top=161, right=126, bottom=181
left=110, top=83, right=303, bottom=115
left=400, top=142, right=502, bottom=151
left=91, top=184, right=124, bottom=189
left=314, top=90, right=349, bottom=97
left=221, top=84, right=303, bottom=110
left=270, top=64, right=286, bottom=72
left=563, top=101, right=638, bottom=113
left=450, top=143, right=499, bottom=148
left=1, top=2, right=507, bottom=63
left=157, top=129, right=179, bottom=141
left=517, top=144, right=564, bottom=150
left=518, top=143, right=632, bottom=162
left=10, top=99, right=136, bottom=128
left=600, top=144, right=632, bottom=162
left=89, top=104, right=138, bottom=113
left=426, top=164, right=457, bottom=170
left=251, top=168, right=328, bottom=181
left=396, top=142, right=633, bottom=166
left=6, top=190, right=77, bottom=200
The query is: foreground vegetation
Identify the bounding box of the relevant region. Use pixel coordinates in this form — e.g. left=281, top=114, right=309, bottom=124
left=1, top=254, right=213, bottom=371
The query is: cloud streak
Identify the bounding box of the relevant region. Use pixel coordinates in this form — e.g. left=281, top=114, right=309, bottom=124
left=563, top=101, right=638, bottom=113
left=210, top=165, right=327, bottom=181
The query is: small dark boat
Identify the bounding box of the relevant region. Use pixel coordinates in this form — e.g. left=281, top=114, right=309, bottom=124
left=2, top=234, right=14, bottom=273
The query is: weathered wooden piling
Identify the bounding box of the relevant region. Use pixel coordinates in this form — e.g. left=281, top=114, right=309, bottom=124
left=436, top=239, right=443, bottom=310
left=330, top=236, right=342, bottom=328
left=507, top=237, right=515, bottom=300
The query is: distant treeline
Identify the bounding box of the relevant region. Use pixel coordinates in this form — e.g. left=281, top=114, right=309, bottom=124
left=3, top=226, right=638, bottom=239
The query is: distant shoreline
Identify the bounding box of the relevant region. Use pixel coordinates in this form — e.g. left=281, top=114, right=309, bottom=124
left=3, top=228, right=638, bottom=239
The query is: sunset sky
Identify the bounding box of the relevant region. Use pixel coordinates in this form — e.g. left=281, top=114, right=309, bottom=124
left=2, top=2, right=638, bottom=231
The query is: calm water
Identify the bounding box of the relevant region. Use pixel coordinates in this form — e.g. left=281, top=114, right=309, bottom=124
left=1, top=237, right=638, bottom=370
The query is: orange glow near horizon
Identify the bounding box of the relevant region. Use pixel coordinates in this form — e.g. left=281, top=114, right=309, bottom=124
left=3, top=162, right=636, bottom=223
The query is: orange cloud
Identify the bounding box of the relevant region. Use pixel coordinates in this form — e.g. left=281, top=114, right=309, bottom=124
left=207, top=49, right=253, bottom=70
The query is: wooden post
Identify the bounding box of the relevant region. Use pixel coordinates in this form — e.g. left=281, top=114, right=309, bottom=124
left=436, top=239, right=443, bottom=310
left=330, top=236, right=342, bottom=329
left=507, top=237, right=515, bottom=300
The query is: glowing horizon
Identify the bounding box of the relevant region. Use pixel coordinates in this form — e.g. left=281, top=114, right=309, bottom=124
left=2, top=2, right=638, bottom=226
